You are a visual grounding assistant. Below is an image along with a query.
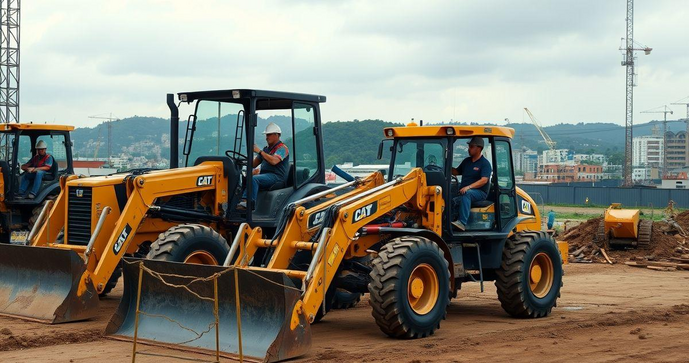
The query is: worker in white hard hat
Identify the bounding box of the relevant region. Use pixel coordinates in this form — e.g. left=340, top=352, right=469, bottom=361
left=19, top=140, right=54, bottom=199
left=237, top=122, right=290, bottom=210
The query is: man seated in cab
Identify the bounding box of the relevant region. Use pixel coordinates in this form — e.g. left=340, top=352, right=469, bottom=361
left=451, top=136, right=491, bottom=231
left=19, top=140, right=54, bottom=199
left=237, top=122, right=290, bottom=210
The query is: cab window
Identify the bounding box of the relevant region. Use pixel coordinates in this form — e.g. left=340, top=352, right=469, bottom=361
left=390, top=139, right=446, bottom=179
left=37, top=134, right=69, bottom=172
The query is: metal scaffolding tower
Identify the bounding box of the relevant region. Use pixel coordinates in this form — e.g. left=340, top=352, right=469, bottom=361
left=0, top=0, right=20, bottom=123
left=620, top=0, right=652, bottom=186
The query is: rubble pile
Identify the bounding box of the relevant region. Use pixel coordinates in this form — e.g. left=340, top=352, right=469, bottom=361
left=560, top=213, right=689, bottom=270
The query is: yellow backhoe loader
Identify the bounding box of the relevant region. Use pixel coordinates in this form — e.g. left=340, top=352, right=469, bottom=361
left=0, top=89, right=330, bottom=323
left=0, top=123, right=75, bottom=243
left=105, top=124, right=566, bottom=362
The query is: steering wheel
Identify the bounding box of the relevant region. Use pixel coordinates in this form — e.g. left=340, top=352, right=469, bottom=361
left=224, top=150, right=249, bottom=166
left=423, top=164, right=443, bottom=173
left=451, top=174, right=459, bottom=185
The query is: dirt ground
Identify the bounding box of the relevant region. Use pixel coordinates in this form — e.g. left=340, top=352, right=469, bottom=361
left=1, top=263, right=688, bottom=362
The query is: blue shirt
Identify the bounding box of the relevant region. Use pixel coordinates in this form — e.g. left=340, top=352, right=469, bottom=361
left=455, top=155, right=491, bottom=194
left=257, top=141, right=290, bottom=181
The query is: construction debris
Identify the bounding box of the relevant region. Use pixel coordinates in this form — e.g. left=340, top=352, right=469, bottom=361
left=562, top=211, right=689, bottom=270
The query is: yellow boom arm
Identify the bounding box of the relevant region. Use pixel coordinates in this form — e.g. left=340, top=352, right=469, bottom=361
left=231, top=168, right=442, bottom=322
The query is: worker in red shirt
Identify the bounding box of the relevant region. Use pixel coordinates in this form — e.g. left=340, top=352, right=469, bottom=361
left=19, top=140, right=54, bottom=199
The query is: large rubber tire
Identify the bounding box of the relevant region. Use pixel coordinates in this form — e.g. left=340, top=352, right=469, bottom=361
left=99, top=263, right=122, bottom=297
left=147, top=224, right=229, bottom=265
left=332, top=255, right=371, bottom=310
left=637, top=219, right=653, bottom=249
left=333, top=289, right=361, bottom=309
left=368, top=236, right=450, bottom=338
left=495, top=231, right=563, bottom=318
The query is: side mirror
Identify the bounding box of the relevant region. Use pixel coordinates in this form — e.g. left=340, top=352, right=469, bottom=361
left=377, top=139, right=393, bottom=160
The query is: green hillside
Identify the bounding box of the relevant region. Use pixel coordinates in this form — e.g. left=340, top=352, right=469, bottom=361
left=71, top=116, right=687, bottom=167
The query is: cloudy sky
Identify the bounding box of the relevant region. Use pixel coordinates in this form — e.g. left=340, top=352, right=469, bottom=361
left=19, top=0, right=689, bottom=128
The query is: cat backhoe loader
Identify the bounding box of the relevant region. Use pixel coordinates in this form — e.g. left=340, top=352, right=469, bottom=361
left=0, top=89, right=329, bottom=323
left=0, top=123, right=74, bottom=243
left=106, top=125, right=567, bottom=362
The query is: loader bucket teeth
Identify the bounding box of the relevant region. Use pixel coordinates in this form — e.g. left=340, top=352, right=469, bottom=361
left=0, top=244, right=99, bottom=323
left=106, top=258, right=311, bottom=363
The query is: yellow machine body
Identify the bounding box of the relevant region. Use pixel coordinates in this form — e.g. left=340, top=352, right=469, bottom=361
left=604, top=204, right=640, bottom=239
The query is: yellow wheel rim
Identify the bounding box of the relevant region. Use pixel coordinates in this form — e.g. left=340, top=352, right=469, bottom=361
left=529, top=252, right=554, bottom=298
left=407, top=263, right=439, bottom=315
left=183, top=250, right=218, bottom=265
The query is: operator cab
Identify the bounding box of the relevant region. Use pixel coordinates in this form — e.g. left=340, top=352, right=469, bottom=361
left=0, top=124, right=74, bottom=206
left=176, top=90, right=326, bottom=226
left=385, top=125, right=519, bottom=238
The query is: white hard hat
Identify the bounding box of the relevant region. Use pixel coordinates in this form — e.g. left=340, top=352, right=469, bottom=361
left=262, top=122, right=282, bottom=135
left=35, top=140, right=48, bottom=149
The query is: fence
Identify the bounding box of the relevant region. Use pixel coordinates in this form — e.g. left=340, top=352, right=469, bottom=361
left=517, top=184, right=689, bottom=208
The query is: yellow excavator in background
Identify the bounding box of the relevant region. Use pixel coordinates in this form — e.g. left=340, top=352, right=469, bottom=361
left=595, top=203, right=653, bottom=249
left=104, top=124, right=567, bottom=362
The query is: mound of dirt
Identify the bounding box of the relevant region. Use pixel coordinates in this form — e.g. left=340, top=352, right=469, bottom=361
left=560, top=216, right=688, bottom=264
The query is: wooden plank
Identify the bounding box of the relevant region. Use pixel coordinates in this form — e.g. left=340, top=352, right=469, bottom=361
left=600, top=248, right=613, bottom=264
left=647, top=266, right=676, bottom=271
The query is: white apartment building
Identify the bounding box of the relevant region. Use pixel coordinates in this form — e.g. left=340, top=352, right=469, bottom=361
left=632, top=135, right=663, bottom=168
left=538, top=149, right=571, bottom=165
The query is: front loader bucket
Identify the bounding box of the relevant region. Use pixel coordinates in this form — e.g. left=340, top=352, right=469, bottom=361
left=0, top=244, right=99, bottom=323
left=106, top=259, right=311, bottom=363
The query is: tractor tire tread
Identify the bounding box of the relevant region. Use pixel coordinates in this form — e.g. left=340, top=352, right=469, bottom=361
left=368, top=236, right=449, bottom=339
left=495, top=230, right=562, bottom=319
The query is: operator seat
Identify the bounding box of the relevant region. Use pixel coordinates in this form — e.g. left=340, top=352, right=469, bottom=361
left=41, top=160, right=59, bottom=182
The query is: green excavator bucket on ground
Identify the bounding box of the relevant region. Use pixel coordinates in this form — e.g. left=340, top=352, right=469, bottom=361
left=0, top=244, right=99, bottom=323
left=106, top=258, right=311, bottom=363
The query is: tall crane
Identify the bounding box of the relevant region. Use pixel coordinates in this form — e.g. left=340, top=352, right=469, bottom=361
left=524, top=107, right=556, bottom=151
left=641, top=106, right=673, bottom=177
left=620, top=0, right=652, bottom=186
left=671, top=96, right=689, bottom=167
left=88, top=113, right=118, bottom=165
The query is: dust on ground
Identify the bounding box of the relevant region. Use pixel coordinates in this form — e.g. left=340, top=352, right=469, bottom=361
left=1, top=264, right=689, bottom=362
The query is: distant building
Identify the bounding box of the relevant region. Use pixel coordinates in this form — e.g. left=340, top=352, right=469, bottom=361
left=665, top=131, right=687, bottom=170
left=632, top=134, right=663, bottom=168
left=573, top=153, right=606, bottom=164
left=633, top=167, right=659, bottom=181
left=513, top=148, right=538, bottom=174
left=539, top=149, right=572, bottom=165
left=536, top=162, right=603, bottom=182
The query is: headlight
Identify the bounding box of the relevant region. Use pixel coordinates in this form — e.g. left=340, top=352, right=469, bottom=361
left=386, top=129, right=394, bottom=137
left=446, top=127, right=455, bottom=135
left=232, top=90, right=241, bottom=99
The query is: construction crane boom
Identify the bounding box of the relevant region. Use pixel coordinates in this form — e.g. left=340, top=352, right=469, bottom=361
left=524, top=108, right=556, bottom=151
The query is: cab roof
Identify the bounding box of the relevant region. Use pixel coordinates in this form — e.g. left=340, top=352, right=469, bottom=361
left=178, top=89, right=326, bottom=104
left=0, top=123, right=75, bottom=132
left=384, top=124, right=515, bottom=139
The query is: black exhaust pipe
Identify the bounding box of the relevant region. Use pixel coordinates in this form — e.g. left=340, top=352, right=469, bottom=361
left=167, top=93, right=179, bottom=168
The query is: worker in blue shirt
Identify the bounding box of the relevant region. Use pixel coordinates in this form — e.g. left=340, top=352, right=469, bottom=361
left=451, top=136, right=492, bottom=231
left=19, top=140, right=54, bottom=199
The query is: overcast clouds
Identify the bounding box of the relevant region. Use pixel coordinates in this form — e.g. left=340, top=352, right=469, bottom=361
left=19, top=0, right=689, bottom=128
